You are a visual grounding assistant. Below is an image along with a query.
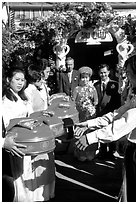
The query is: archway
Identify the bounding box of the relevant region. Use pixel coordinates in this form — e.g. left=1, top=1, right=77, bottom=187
left=67, top=31, right=118, bottom=80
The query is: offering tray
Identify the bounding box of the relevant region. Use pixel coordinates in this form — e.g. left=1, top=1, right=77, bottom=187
left=7, top=117, right=55, bottom=155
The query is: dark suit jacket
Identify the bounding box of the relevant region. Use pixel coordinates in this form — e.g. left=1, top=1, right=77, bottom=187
left=94, top=79, right=121, bottom=117
left=59, top=70, right=80, bottom=97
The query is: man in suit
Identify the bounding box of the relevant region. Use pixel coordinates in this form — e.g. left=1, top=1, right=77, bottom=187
left=59, top=57, right=80, bottom=97
left=94, top=64, right=121, bottom=159
left=58, top=57, right=80, bottom=150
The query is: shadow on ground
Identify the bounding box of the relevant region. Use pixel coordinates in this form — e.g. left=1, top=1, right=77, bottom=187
left=50, top=148, right=123, bottom=202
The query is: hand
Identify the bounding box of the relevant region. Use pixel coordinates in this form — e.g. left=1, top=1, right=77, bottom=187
left=75, top=121, right=88, bottom=128
left=4, top=133, right=27, bottom=158
left=74, top=126, right=88, bottom=139
left=75, top=135, right=89, bottom=151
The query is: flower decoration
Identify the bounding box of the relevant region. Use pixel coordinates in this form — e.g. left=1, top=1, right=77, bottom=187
left=2, top=28, right=36, bottom=69
left=77, top=86, right=96, bottom=120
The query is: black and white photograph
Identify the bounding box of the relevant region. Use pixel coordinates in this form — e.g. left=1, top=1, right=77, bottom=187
left=2, top=1, right=136, bottom=202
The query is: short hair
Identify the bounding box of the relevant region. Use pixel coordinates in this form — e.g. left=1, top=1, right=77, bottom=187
left=27, top=64, right=42, bottom=83
left=66, top=57, right=74, bottom=62
left=124, top=55, right=136, bottom=75
left=98, top=64, right=110, bottom=72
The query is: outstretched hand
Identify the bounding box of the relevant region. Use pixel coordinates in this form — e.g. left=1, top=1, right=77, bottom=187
left=75, top=135, right=89, bottom=151
left=4, top=133, right=26, bottom=158
left=74, top=126, right=88, bottom=139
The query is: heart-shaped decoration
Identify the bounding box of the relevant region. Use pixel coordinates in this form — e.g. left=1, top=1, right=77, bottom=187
left=116, top=42, right=134, bottom=59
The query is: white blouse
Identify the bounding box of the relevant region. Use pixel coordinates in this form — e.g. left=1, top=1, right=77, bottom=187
left=2, top=92, right=33, bottom=128
left=25, top=83, right=49, bottom=112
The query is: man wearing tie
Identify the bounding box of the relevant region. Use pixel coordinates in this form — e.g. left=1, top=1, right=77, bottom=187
left=94, top=64, right=121, bottom=160
left=58, top=57, right=80, bottom=150
left=59, top=57, right=80, bottom=97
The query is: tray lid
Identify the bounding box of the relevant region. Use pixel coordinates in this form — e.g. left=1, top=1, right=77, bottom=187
left=7, top=118, right=54, bottom=143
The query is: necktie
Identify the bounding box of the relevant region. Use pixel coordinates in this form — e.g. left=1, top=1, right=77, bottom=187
left=102, top=83, right=106, bottom=95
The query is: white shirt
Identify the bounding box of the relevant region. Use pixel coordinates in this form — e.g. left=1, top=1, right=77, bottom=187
left=2, top=92, right=33, bottom=128
left=68, top=70, right=73, bottom=83
left=86, top=94, right=136, bottom=144
left=25, top=83, right=49, bottom=112
left=101, top=78, right=109, bottom=92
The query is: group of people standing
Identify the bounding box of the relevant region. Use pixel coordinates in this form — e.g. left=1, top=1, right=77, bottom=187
left=2, top=53, right=136, bottom=202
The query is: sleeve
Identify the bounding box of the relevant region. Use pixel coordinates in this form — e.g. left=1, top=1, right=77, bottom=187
left=2, top=138, right=6, bottom=148
left=2, top=100, right=13, bottom=128
left=92, top=87, right=98, bottom=106
left=24, top=87, right=32, bottom=102
left=87, top=111, right=115, bottom=129
left=58, top=73, right=63, bottom=93
left=72, top=87, right=78, bottom=101
left=86, top=108, right=136, bottom=144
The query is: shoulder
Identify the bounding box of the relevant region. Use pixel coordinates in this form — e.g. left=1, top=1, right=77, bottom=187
left=107, top=80, right=119, bottom=89
left=73, top=69, right=79, bottom=74
left=2, top=95, right=12, bottom=103
left=109, top=79, right=118, bottom=84
left=106, top=80, right=119, bottom=95
left=94, top=80, right=100, bottom=87
left=25, top=84, right=36, bottom=94
left=2, top=96, right=15, bottom=108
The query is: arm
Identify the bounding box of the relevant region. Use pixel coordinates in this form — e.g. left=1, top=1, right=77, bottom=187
left=58, top=73, right=64, bottom=93
left=92, top=87, right=98, bottom=106
left=85, top=108, right=136, bottom=145
left=3, top=133, right=26, bottom=158
left=72, top=87, right=78, bottom=101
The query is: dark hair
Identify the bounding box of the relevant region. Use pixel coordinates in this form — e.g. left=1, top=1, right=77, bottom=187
left=66, top=57, right=74, bottom=62
left=41, top=58, right=49, bottom=71
left=3, top=68, right=28, bottom=102
left=98, top=64, right=110, bottom=72
left=124, top=55, right=136, bottom=75
left=27, top=64, right=42, bottom=84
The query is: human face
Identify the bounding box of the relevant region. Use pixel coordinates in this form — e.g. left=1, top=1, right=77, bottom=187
left=43, top=67, right=50, bottom=80
left=10, top=72, right=25, bottom=93
left=66, top=59, right=74, bottom=72
left=34, top=79, right=43, bottom=89
left=99, top=67, right=110, bottom=82
left=80, top=74, right=90, bottom=86
left=126, top=63, right=136, bottom=88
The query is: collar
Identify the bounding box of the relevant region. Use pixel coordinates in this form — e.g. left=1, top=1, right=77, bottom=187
left=101, top=78, right=110, bottom=85
left=10, top=88, right=20, bottom=99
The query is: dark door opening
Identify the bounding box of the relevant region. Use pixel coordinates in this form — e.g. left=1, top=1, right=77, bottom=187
left=67, top=31, right=118, bottom=80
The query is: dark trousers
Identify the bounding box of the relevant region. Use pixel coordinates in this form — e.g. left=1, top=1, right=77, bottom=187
left=2, top=175, right=15, bottom=202
left=2, top=149, right=15, bottom=202
left=100, top=141, right=116, bottom=154
left=124, top=141, right=136, bottom=202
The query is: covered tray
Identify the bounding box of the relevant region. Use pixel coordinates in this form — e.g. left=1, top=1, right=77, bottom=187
left=30, top=111, right=65, bottom=137
left=7, top=117, right=55, bottom=155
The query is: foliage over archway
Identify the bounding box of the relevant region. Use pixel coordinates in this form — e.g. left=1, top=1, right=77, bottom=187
left=2, top=2, right=136, bottom=71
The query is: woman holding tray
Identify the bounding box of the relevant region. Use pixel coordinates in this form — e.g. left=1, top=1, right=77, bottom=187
left=2, top=62, right=55, bottom=201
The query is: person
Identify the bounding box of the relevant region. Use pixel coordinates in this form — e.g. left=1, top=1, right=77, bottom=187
left=58, top=57, right=80, bottom=98
left=72, top=66, right=98, bottom=161
left=74, top=55, right=136, bottom=202
left=94, top=64, right=121, bottom=159
left=25, top=64, right=50, bottom=112
left=24, top=64, right=55, bottom=201
left=73, top=66, right=98, bottom=122
left=2, top=66, right=32, bottom=201
left=2, top=118, right=26, bottom=202
left=2, top=65, right=54, bottom=201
